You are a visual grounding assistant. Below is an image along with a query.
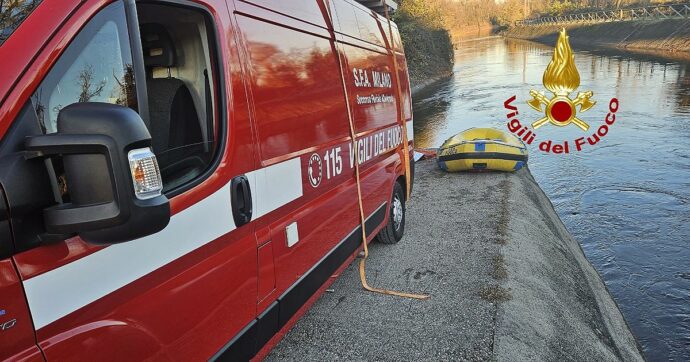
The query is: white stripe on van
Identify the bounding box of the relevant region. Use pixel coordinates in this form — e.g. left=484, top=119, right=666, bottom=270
left=248, top=157, right=303, bottom=219
left=23, top=157, right=303, bottom=330
left=406, top=120, right=414, bottom=141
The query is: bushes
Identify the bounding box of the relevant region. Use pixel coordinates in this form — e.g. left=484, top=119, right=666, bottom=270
left=396, top=16, right=454, bottom=87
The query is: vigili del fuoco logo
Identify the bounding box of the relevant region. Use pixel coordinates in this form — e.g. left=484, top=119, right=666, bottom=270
left=504, top=28, right=620, bottom=154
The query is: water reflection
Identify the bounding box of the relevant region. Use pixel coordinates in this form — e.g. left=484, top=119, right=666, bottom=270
left=413, top=36, right=690, bottom=361
left=412, top=78, right=454, bottom=148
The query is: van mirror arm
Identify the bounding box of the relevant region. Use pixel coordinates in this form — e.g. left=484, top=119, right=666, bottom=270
left=22, top=103, right=170, bottom=244
left=24, top=134, right=125, bottom=235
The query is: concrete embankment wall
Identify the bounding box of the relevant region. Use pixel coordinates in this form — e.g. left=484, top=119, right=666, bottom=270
left=505, top=19, right=690, bottom=58
left=495, top=167, right=643, bottom=361
left=268, top=160, right=643, bottom=361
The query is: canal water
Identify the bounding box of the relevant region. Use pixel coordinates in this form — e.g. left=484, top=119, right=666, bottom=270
left=412, top=36, right=690, bottom=361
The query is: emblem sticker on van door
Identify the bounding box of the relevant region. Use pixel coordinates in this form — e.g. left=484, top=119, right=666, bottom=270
left=307, top=153, right=323, bottom=188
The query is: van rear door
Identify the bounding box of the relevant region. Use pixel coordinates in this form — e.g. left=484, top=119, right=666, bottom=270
left=331, top=0, right=406, bottom=220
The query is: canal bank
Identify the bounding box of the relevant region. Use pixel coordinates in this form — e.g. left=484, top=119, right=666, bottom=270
left=504, top=19, right=690, bottom=61
left=267, top=159, right=643, bottom=361
left=411, top=73, right=453, bottom=96
left=412, top=37, right=690, bottom=359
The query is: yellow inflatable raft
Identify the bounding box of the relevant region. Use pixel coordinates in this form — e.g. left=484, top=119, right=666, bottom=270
left=437, top=128, right=528, bottom=172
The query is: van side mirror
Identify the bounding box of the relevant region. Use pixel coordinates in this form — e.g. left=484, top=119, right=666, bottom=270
left=25, top=103, right=170, bottom=244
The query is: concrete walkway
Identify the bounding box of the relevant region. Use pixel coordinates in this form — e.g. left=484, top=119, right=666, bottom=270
left=267, top=159, right=643, bottom=361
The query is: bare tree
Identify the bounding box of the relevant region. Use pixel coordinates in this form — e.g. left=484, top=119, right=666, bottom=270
left=77, top=65, right=106, bottom=103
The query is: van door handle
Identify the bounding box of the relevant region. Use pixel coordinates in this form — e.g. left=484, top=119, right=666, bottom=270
left=230, top=175, right=252, bottom=227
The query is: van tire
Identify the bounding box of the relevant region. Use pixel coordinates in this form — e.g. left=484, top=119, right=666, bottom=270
left=376, top=181, right=406, bottom=244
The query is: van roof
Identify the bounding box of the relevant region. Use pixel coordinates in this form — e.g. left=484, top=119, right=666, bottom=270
left=354, top=0, right=397, bottom=17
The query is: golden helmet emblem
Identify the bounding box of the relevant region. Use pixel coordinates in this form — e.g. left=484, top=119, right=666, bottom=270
left=528, top=29, right=596, bottom=131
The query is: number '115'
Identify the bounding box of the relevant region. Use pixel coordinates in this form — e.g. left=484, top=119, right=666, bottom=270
left=324, top=147, right=343, bottom=179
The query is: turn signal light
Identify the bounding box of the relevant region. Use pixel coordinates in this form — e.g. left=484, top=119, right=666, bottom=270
left=128, top=148, right=163, bottom=200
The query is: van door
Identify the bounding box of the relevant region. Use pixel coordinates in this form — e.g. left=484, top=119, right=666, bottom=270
left=0, top=186, right=43, bottom=361
left=230, top=0, right=368, bottom=329
left=1, top=0, right=258, bottom=359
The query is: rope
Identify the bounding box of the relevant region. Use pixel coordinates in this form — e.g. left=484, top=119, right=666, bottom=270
left=327, top=2, right=428, bottom=301
left=374, top=3, right=428, bottom=300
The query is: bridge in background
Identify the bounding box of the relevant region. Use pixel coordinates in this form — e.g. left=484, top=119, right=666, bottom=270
left=516, top=3, right=690, bottom=26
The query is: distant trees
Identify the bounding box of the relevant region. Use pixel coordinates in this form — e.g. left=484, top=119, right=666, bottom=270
left=395, top=0, right=454, bottom=85
left=397, top=0, right=446, bottom=29
left=398, top=0, right=500, bottom=42
left=396, top=0, right=690, bottom=39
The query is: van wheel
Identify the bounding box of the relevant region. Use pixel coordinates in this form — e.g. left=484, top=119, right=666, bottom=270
left=377, top=181, right=406, bottom=244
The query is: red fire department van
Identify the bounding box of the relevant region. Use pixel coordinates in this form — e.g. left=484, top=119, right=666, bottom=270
left=0, top=0, right=414, bottom=360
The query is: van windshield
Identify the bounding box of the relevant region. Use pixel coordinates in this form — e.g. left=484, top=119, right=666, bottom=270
left=0, top=0, right=41, bottom=46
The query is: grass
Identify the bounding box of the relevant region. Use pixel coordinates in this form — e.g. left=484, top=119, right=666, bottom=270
left=479, top=284, right=512, bottom=303
left=491, top=254, right=508, bottom=280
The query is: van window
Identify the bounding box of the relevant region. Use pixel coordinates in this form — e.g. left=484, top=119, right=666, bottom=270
left=354, top=8, right=385, bottom=47
left=331, top=0, right=385, bottom=48
left=137, top=3, right=220, bottom=192
left=30, top=1, right=221, bottom=194
left=31, top=2, right=136, bottom=134
left=331, top=0, right=360, bottom=39
left=391, top=25, right=403, bottom=51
